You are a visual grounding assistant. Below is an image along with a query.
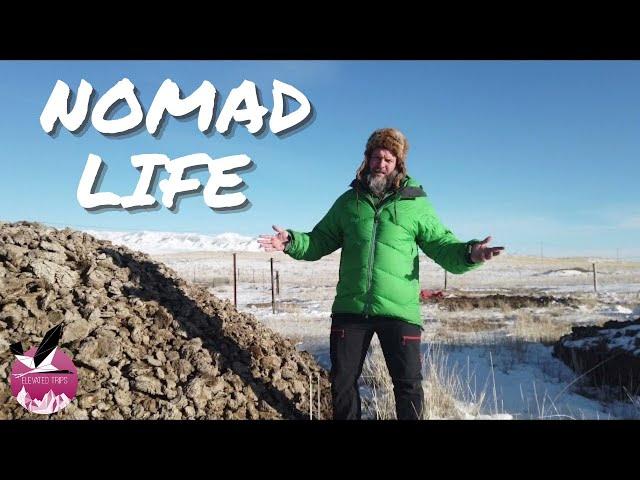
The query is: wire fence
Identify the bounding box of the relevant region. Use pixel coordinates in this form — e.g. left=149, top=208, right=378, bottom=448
left=9, top=219, right=640, bottom=262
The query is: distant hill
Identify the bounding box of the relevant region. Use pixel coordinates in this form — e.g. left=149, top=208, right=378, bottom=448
left=84, top=230, right=262, bottom=254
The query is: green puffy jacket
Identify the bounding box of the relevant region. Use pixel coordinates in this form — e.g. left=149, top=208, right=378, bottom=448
left=284, top=175, right=482, bottom=326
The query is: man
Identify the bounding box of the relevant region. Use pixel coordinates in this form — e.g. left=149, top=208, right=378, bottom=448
left=258, top=128, right=504, bottom=420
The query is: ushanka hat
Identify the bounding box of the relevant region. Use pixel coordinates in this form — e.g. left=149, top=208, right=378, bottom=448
left=356, top=127, right=409, bottom=191
left=364, top=128, right=409, bottom=163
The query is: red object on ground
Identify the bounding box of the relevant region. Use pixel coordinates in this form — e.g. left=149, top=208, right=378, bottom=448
left=420, top=289, right=445, bottom=301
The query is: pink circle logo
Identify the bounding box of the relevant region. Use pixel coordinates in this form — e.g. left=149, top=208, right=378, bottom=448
left=9, top=324, right=78, bottom=414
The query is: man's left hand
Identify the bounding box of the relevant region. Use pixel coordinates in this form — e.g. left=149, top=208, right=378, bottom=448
left=470, top=236, right=504, bottom=263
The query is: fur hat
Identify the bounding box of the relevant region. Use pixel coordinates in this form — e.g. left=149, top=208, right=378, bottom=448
left=364, top=128, right=409, bottom=163
left=356, top=128, right=409, bottom=191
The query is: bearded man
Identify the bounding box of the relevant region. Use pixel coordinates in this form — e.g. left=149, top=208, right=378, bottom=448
left=259, top=128, right=504, bottom=420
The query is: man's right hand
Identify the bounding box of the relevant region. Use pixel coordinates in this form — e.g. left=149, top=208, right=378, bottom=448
left=258, top=225, right=291, bottom=252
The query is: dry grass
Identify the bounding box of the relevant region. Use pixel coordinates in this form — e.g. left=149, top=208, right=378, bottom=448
left=421, top=343, right=487, bottom=419
left=245, top=301, right=304, bottom=314
left=574, top=295, right=602, bottom=309
left=276, top=303, right=304, bottom=314
left=194, top=276, right=231, bottom=287
left=430, top=307, right=575, bottom=346
left=439, top=317, right=505, bottom=333
left=361, top=341, right=397, bottom=419
left=510, top=310, right=573, bottom=343
left=361, top=339, right=488, bottom=419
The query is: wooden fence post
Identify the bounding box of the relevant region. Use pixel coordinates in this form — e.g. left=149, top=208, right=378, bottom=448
left=270, top=258, right=275, bottom=314
left=233, top=253, right=237, bottom=307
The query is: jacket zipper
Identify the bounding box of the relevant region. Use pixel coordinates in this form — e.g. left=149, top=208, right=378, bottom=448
left=364, top=209, right=380, bottom=317
left=363, top=192, right=398, bottom=318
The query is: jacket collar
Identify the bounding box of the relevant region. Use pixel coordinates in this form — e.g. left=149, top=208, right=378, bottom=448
left=349, top=175, right=426, bottom=199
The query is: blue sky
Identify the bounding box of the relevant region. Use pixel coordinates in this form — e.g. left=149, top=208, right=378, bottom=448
left=1, top=60, right=639, bottom=258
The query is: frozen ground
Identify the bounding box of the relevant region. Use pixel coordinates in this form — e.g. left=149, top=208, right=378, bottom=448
left=93, top=231, right=640, bottom=420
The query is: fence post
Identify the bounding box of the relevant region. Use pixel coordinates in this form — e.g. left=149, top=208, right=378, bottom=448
left=444, top=270, right=448, bottom=291
left=270, top=258, right=275, bottom=314
left=233, top=253, right=237, bottom=308
left=317, top=372, right=321, bottom=420
left=592, top=262, right=597, bottom=293
left=309, top=374, right=313, bottom=420
left=276, top=270, right=280, bottom=296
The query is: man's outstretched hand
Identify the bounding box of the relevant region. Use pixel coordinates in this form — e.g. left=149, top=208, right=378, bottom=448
left=470, top=236, right=504, bottom=263
left=258, top=225, right=291, bottom=252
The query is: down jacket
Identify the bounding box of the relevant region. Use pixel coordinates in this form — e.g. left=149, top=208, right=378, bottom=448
left=284, top=175, right=482, bottom=326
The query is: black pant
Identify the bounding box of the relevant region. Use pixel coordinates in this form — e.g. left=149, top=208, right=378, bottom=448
left=329, top=314, right=423, bottom=420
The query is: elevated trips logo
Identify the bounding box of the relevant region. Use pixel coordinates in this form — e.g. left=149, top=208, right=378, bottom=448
left=10, top=324, right=78, bottom=414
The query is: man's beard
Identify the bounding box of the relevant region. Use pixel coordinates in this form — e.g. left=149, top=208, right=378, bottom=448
left=366, top=170, right=398, bottom=198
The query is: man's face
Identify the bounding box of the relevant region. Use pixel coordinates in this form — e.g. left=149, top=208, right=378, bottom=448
left=368, top=148, right=397, bottom=178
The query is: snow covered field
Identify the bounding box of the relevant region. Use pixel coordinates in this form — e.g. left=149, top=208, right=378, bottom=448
left=89, top=230, right=640, bottom=419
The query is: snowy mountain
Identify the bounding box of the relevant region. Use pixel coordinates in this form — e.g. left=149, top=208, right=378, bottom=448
left=83, top=230, right=262, bottom=254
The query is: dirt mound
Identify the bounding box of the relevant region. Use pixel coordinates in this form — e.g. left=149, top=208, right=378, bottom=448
left=553, top=317, right=640, bottom=394
left=422, top=294, right=578, bottom=311
left=0, top=221, right=331, bottom=419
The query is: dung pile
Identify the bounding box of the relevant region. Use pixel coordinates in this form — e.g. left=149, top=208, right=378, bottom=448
left=0, top=221, right=332, bottom=419
left=553, top=317, right=640, bottom=393
left=423, top=294, right=578, bottom=311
